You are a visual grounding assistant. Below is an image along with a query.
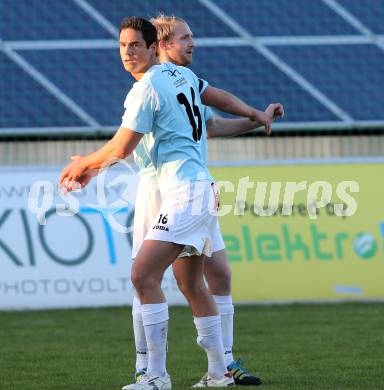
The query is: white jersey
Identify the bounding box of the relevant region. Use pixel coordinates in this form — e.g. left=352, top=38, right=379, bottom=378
left=121, top=62, right=213, bottom=193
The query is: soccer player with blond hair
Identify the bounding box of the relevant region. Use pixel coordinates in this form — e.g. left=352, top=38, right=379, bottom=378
left=129, top=13, right=284, bottom=387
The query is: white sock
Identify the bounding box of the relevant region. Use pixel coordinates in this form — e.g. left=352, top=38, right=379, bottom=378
left=213, top=295, right=234, bottom=367
left=132, top=295, right=148, bottom=371
left=194, top=315, right=227, bottom=380
left=141, top=303, right=169, bottom=379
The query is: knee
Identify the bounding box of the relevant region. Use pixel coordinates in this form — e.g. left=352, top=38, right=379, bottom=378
left=205, top=266, right=232, bottom=295
left=131, top=268, right=157, bottom=295
left=130, top=268, right=144, bottom=293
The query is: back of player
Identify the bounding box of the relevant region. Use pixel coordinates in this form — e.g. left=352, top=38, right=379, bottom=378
left=122, top=62, right=212, bottom=195
left=123, top=60, right=232, bottom=388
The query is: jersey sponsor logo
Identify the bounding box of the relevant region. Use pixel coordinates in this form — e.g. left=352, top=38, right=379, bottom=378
left=162, top=68, right=186, bottom=87
left=162, top=69, right=181, bottom=77
left=174, top=77, right=187, bottom=88
left=152, top=225, right=169, bottom=232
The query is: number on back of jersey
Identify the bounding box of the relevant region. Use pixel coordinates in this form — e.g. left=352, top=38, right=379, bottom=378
left=177, top=87, right=202, bottom=142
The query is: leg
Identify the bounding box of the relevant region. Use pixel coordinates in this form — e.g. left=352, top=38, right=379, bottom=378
left=129, top=239, right=182, bottom=386
left=204, top=249, right=232, bottom=296
left=203, top=249, right=234, bottom=366
left=132, top=295, right=147, bottom=376
left=130, top=175, right=162, bottom=379
left=128, top=180, right=233, bottom=387
left=172, top=255, right=218, bottom=317
left=172, top=257, right=230, bottom=383
left=132, top=239, right=183, bottom=303
left=205, top=250, right=262, bottom=386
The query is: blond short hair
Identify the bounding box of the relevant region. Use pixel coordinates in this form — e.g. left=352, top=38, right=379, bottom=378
left=150, top=14, right=186, bottom=41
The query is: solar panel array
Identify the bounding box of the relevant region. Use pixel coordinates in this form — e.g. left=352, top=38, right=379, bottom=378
left=1, top=0, right=384, bottom=134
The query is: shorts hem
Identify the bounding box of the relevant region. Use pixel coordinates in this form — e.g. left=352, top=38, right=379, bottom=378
left=144, top=236, right=209, bottom=257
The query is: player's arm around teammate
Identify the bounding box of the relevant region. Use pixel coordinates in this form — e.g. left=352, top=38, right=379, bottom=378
left=206, top=103, right=284, bottom=138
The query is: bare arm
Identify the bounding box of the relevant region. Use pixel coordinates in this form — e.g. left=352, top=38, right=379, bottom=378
left=206, top=117, right=262, bottom=138
left=201, top=85, right=269, bottom=126
left=59, top=127, right=143, bottom=190
left=79, top=127, right=143, bottom=170
left=206, top=103, right=284, bottom=137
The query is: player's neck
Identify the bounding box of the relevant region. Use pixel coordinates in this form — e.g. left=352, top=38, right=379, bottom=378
left=158, top=53, right=169, bottom=64
left=131, top=57, right=157, bottom=81
left=131, top=71, right=145, bottom=81
left=158, top=54, right=184, bottom=67
left=158, top=53, right=181, bottom=66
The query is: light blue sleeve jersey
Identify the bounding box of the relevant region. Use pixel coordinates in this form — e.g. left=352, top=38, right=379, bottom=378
left=132, top=133, right=156, bottom=178
left=121, top=62, right=213, bottom=192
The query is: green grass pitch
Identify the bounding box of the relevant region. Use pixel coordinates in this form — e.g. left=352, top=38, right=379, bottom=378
left=1, top=303, right=383, bottom=389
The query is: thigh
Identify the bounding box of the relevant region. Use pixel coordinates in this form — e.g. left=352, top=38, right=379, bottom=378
left=172, top=255, right=206, bottom=285
left=204, top=249, right=231, bottom=277
left=204, top=249, right=232, bottom=295
left=133, top=239, right=184, bottom=283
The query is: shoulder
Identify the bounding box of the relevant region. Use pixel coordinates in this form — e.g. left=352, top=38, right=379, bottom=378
left=128, top=73, right=157, bottom=98
left=151, top=63, right=195, bottom=81
left=177, top=65, right=199, bottom=81
left=135, top=73, right=155, bottom=93
left=177, top=66, right=207, bottom=94
left=123, top=76, right=158, bottom=109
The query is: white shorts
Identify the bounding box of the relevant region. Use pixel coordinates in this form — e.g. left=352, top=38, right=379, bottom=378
left=132, top=174, right=162, bottom=259
left=132, top=177, right=225, bottom=259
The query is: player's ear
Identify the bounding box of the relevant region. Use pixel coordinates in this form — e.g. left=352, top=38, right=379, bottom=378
left=158, top=39, right=167, bottom=51
left=149, top=42, right=157, bottom=55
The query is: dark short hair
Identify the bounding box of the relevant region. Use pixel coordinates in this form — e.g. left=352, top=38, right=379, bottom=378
left=119, top=17, right=157, bottom=48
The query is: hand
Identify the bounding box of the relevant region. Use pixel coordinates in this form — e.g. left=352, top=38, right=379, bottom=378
left=75, top=169, right=97, bottom=189
left=248, top=109, right=272, bottom=135
left=263, top=103, right=284, bottom=135
left=59, top=155, right=88, bottom=193
left=265, top=103, right=284, bottom=120
left=68, top=155, right=98, bottom=189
